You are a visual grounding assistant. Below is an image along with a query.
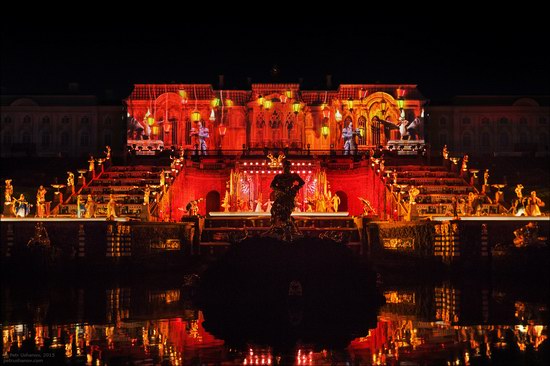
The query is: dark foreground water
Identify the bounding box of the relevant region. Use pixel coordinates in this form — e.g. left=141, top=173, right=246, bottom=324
left=1, top=271, right=548, bottom=366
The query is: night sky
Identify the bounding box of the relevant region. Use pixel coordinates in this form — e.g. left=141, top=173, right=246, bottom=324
left=1, top=16, right=548, bottom=103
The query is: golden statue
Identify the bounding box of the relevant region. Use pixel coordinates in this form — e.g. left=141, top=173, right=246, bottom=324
left=484, top=169, right=489, bottom=186
left=84, top=194, right=96, bottom=218
left=106, top=194, right=117, bottom=219
left=221, top=190, right=231, bottom=212
left=408, top=185, right=420, bottom=204
left=143, top=185, right=151, bottom=205
left=67, top=172, right=75, bottom=192
left=267, top=152, right=286, bottom=168
left=4, top=179, right=13, bottom=203
left=525, top=191, right=544, bottom=217
left=332, top=193, right=341, bottom=212
left=461, top=155, right=469, bottom=172
left=104, top=145, right=111, bottom=160
left=442, top=145, right=449, bottom=159
left=36, top=185, right=47, bottom=218
left=515, top=184, right=524, bottom=200
left=160, top=169, right=166, bottom=187
left=88, top=156, right=95, bottom=172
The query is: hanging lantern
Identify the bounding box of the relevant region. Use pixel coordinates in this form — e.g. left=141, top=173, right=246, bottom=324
left=284, top=89, right=293, bottom=99
left=191, top=110, right=201, bottom=122
left=225, top=99, right=234, bottom=107
left=209, top=109, right=216, bottom=122
left=292, top=100, right=301, bottom=115
left=335, top=109, right=343, bottom=122
left=218, top=124, right=227, bottom=137
left=257, top=94, right=264, bottom=107
left=321, top=124, right=329, bottom=138
left=397, top=98, right=405, bottom=109
left=347, top=97, right=354, bottom=111
left=263, top=99, right=273, bottom=110
left=147, top=116, right=155, bottom=126
left=211, top=97, right=221, bottom=108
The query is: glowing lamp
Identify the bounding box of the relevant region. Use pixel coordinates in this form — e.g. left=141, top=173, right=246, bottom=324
left=358, top=125, right=364, bottom=137
left=322, top=108, right=330, bottom=119
left=210, top=97, right=221, bottom=108
left=292, top=100, right=301, bottom=115
left=400, top=109, right=406, bottom=118
left=321, top=125, right=329, bottom=138
left=225, top=99, right=234, bottom=107
left=191, top=110, right=201, bottom=122
left=347, top=97, right=354, bottom=111
left=397, top=98, right=405, bottom=109
left=421, top=108, right=425, bottom=118
left=284, top=89, right=293, bottom=99
left=218, top=124, right=227, bottom=137
left=263, top=99, right=273, bottom=110
left=335, top=109, right=343, bottom=122
left=147, top=116, right=155, bottom=125
left=380, top=99, right=387, bottom=112
left=209, top=109, right=216, bottom=122
left=257, top=94, right=265, bottom=107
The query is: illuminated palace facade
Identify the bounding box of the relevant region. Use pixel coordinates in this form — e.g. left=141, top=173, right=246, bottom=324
left=125, top=83, right=426, bottom=152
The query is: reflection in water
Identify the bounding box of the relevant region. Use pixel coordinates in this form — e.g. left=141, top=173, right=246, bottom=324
left=1, top=276, right=548, bottom=365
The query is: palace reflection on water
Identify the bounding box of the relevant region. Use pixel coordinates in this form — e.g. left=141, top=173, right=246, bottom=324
left=2, top=276, right=547, bottom=365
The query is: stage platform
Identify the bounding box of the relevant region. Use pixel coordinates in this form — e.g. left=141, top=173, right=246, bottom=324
left=208, top=211, right=349, bottom=218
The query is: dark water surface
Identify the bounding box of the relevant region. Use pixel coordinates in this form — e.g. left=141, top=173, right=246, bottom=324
left=1, top=271, right=548, bottom=365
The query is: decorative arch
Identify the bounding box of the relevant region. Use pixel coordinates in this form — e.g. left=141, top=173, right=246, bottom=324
left=206, top=190, right=221, bottom=214
left=335, top=190, right=348, bottom=212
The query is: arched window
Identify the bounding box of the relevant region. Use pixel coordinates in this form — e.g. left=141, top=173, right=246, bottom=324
left=481, top=117, right=490, bottom=125
left=357, top=116, right=366, bottom=145
left=499, top=117, right=509, bottom=125
left=62, top=116, right=71, bottom=124
left=81, top=116, right=90, bottom=125
left=3, top=133, right=12, bottom=145
left=80, top=132, right=89, bottom=146
left=539, top=133, right=548, bottom=147
left=23, top=115, right=31, bottom=124
left=22, top=132, right=31, bottom=143
left=462, top=132, right=472, bottom=148
left=499, top=132, right=509, bottom=148
left=42, top=116, right=50, bottom=124
left=519, top=117, right=528, bottom=125
left=462, top=117, right=471, bottom=125
left=60, top=131, right=69, bottom=146
left=481, top=132, right=491, bottom=147
left=41, top=133, right=51, bottom=147
left=519, top=132, right=529, bottom=144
